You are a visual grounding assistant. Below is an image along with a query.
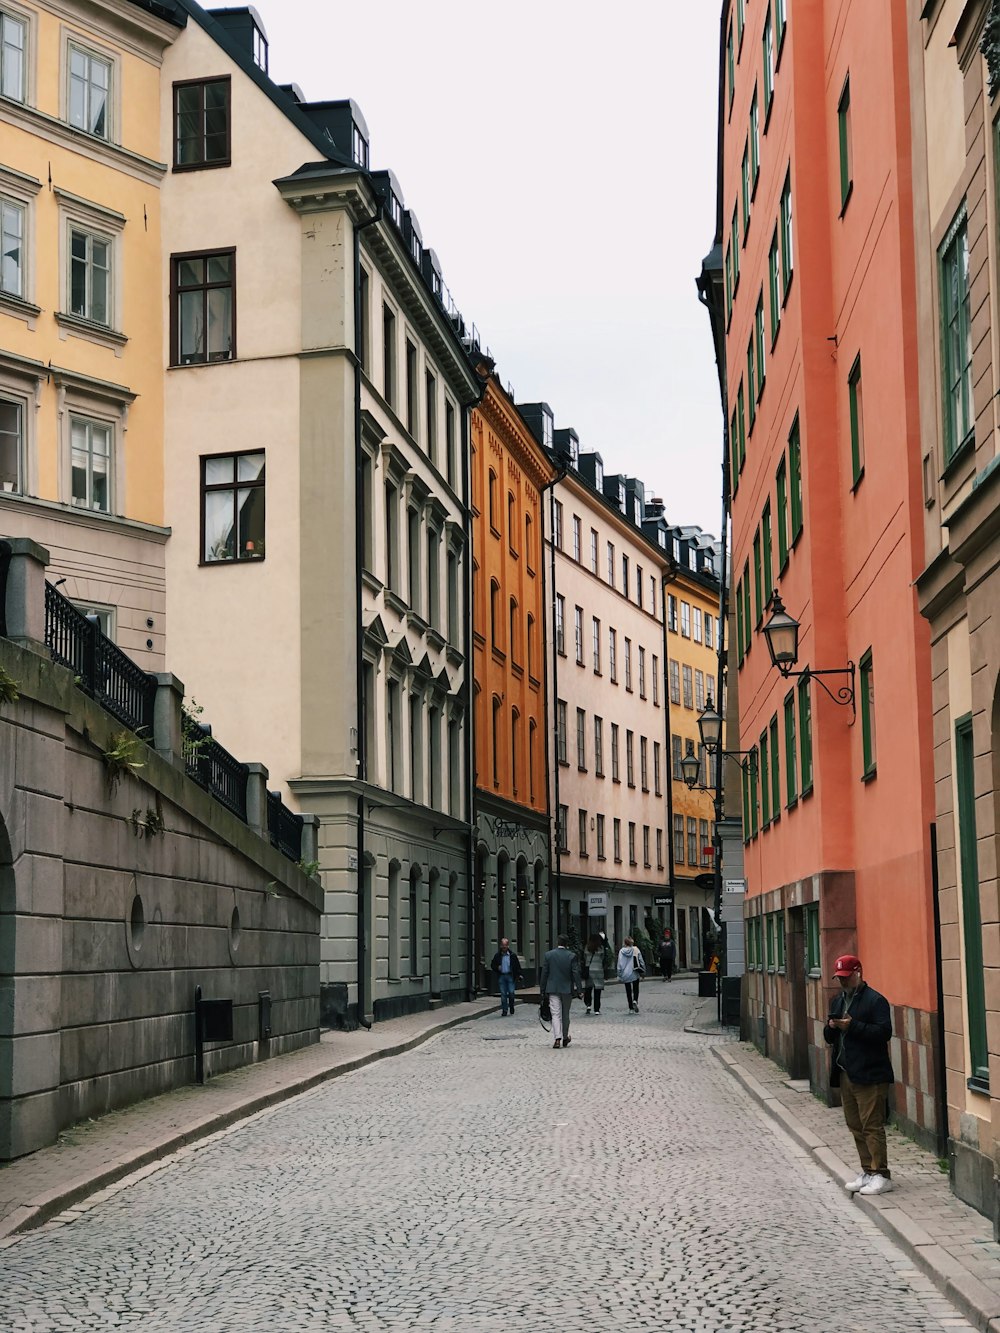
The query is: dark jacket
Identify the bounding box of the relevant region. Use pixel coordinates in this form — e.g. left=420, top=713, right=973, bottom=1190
left=823, top=982, right=894, bottom=1086
left=540, top=946, right=582, bottom=996
left=659, top=939, right=676, bottom=963
left=490, top=949, right=524, bottom=982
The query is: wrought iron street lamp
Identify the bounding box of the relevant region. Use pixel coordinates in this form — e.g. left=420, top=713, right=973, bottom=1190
left=762, top=590, right=856, bottom=717
left=685, top=698, right=758, bottom=792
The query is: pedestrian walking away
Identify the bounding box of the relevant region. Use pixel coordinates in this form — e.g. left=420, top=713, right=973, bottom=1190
left=582, top=933, right=608, bottom=1014
left=658, top=927, right=676, bottom=982
left=540, top=934, right=582, bottom=1048
left=490, top=937, right=525, bottom=1016
left=617, top=936, right=645, bottom=1012
left=823, top=953, right=895, bottom=1196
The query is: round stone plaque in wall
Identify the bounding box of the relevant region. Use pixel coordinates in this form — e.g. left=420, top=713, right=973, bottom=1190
left=228, top=904, right=242, bottom=965
left=126, top=891, right=145, bottom=968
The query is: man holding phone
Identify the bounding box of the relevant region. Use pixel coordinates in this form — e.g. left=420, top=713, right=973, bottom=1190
left=823, top=954, right=895, bottom=1196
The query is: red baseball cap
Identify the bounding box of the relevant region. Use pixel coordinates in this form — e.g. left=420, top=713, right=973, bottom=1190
left=833, top=954, right=862, bottom=977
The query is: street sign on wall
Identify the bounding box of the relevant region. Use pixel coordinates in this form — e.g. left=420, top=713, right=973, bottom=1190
left=654, top=896, right=672, bottom=906
left=587, top=891, right=608, bottom=913
left=724, top=879, right=747, bottom=894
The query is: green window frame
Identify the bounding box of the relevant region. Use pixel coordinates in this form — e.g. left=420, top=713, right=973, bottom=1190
left=765, top=914, right=774, bottom=968
left=763, top=11, right=774, bottom=118
left=736, top=574, right=745, bottom=662
left=742, top=754, right=751, bottom=842
left=784, top=690, right=797, bottom=805
left=753, top=528, right=763, bottom=626
left=747, top=335, right=756, bottom=429
left=798, top=677, right=813, bottom=793
left=732, top=205, right=740, bottom=290
left=780, top=168, right=793, bottom=294
left=838, top=76, right=852, bottom=212
left=760, top=728, right=770, bottom=826
left=776, top=456, right=788, bottom=569
left=731, top=406, right=740, bottom=496
left=725, top=243, right=732, bottom=322
left=775, top=0, right=786, bottom=55
left=775, top=912, right=785, bottom=969
left=750, top=87, right=760, bottom=193
left=741, top=142, right=751, bottom=241
left=727, top=20, right=735, bottom=112
left=762, top=500, right=773, bottom=604
left=755, top=290, right=766, bottom=396
left=750, top=745, right=759, bottom=837
left=789, top=414, right=803, bottom=538
left=737, top=0, right=745, bottom=50
left=860, top=648, right=876, bottom=779
left=939, top=205, right=973, bottom=464
left=737, top=382, right=746, bottom=471
left=742, top=561, right=752, bottom=652
left=956, top=715, right=988, bottom=1086
left=747, top=914, right=757, bottom=968
left=806, top=904, right=820, bottom=972
left=768, top=228, right=781, bottom=343
left=848, top=353, right=864, bottom=487
left=769, top=714, right=780, bottom=819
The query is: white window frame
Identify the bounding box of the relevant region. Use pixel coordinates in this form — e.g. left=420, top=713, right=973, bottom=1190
left=54, top=366, right=132, bottom=516
left=57, top=190, right=125, bottom=348
left=0, top=351, right=41, bottom=496
left=64, top=35, right=115, bottom=142
left=0, top=4, right=32, bottom=105
left=0, top=163, right=40, bottom=319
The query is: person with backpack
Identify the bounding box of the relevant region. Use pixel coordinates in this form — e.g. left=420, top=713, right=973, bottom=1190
left=582, top=933, right=607, bottom=1015
left=617, top=936, right=646, bottom=1013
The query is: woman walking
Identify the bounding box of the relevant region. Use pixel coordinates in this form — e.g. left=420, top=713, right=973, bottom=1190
left=583, top=933, right=607, bottom=1015
left=617, top=936, right=645, bottom=1013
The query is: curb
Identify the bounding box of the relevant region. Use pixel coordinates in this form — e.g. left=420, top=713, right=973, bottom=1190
left=713, top=1046, right=999, bottom=1333
left=0, top=1004, right=493, bottom=1244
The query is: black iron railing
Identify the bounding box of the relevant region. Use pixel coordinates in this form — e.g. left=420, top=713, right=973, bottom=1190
left=182, top=714, right=249, bottom=823
left=267, top=789, right=304, bottom=862
left=45, top=582, right=156, bottom=736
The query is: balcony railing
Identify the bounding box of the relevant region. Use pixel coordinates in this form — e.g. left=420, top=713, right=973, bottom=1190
left=182, top=714, right=249, bottom=823
left=45, top=582, right=156, bottom=736
left=267, top=789, right=304, bottom=862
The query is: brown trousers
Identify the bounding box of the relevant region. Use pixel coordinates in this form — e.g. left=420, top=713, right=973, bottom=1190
left=840, top=1072, right=891, bottom=1176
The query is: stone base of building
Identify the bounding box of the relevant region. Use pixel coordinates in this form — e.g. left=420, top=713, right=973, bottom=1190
left=949, top=1137, right=997, bottom=1236
left=372, top=985, right=468, bottom=1024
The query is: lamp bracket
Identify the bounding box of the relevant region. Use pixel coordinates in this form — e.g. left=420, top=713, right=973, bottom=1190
left=778, top=663, right=856, bottom=722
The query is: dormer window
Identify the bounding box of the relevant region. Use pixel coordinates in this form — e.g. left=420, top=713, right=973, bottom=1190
left=689, top=549, right=697, bottom=571
left=352, top=125, right=369, bottom=170
left=389, top=194, right=403, bottom=228
left=411, top=233, right=420, bottom=263
left=673, top=537, right=681, bottom=560
left=568, top=437, right=579, bottom=468
left=541, top=411, right=553, bottom=450
left=594, top=458, right=603, bottom=490
left=658, top=529, right=666, bottom=549
left=617, top=481, right=625, bottom=510
left=252, top=23, right=268, bottom=72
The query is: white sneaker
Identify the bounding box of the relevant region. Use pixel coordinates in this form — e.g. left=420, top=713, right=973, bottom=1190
left=858, top=1173, right=893, bottom=1196
left=845, top=1173, right=870, bottom=1193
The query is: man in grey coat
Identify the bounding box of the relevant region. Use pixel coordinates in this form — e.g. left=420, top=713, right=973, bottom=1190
left=540, top=935, right=582, bottom=1049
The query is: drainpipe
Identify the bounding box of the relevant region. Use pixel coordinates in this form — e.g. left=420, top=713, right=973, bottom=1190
left=712, top=411, right=732, bottom=986
left=660, top=570, right=677, bottom=945
left=541, top=468, right=567, bottom=947
left=353, top=201, right=382, bottom=1032
left=929, top=821, right=948, bottom=1160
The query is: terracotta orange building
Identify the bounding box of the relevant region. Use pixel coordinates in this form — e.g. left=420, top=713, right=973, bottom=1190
left=471, top=369, right=555, bottom=987
left=710, top=0, right=938, bottom=1144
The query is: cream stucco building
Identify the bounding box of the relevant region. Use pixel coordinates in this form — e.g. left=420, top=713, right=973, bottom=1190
left=158, top=2, right=479, bottom=1026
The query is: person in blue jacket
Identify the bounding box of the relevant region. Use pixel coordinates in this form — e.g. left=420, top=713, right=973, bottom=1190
left=823, top=953, right=895, bottom=1196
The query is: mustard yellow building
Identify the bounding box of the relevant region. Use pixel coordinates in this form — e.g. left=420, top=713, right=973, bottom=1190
left=0, top=0, right=179, bottom=663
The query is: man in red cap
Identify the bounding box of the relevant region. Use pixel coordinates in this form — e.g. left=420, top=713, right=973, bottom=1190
left=823, top=954, right=895, bottom=1196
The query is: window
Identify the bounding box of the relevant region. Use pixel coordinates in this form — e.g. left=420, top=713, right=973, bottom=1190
left=747, top=334, right=756, bottom=428
left=682, top=664, right=693, bottom=709
left=695, top=669, right=705, bottom=712
left=70, top=226, right=111, bottom=327
left=939, top=207, right=973, bottom=463
left=576, top=707, right=587, bottom=769
left=590, top=528, right=599, bottom=573
left=628, top=822, right=637, bottom=866
left=594, top=716, right=604, bottom=776
left=737, top=381, right=746, bottom=472
left=742, top=559, right=751, bottom=653
left=672, top=734, right=682, bottom=781
left=596, top=814, right=606, bottom=860
left=673, top=814, right=684, bottom=865
left=769, top=714, right=780, bottom=820
left=489, top=579, right=500, bottom=648
left=383, top=303, right=396, bottom=404
left=358, top=266, right=370, bottom=372
left=0, top=9, right=25, bottom=101
left=624, top=637, right=633, bottom=690
left=556, top=700, right=568, bottom=765
left=789, top=415, right=803, bottom=538
left=445, top=400, right=456, bottom=487
left=844, top=354, right=866, bottom=489
left=552, top=498, right=563, bottom=549
left=732, top=204, right=740, bottom=290
left=768, top=228, right=781, bottom=346
left=643, top=825, right=650, bottom=867
left=668, top=594, right=678, bottom=632
left=760, top=728, right=770, bottom=826
left=736, top=0, right=745, bottom=47
left=174, top=78, right=231, bottom=169
left=653, top=741, right=661, bottom=795
left=784, top=690, right=798, bottom=805
left=762, top=501, right=772, bottom=605
left=526, top=612, right=535, bottom=676
left=613, top=818, right=622, bottom=863
left=626, top=730, right=635, bottom=787
left=775, top=0, right=787, bottom=52
left=652, top=654, right=660, bottom=704
left=0, top=195, right=24, bottom=299
left=578, top=809, right=588, bottom=856
left=557, top=805, right=569, bottom=853
left=687, top=817, right=697, bottom=866
left=574, top=605, right=584, bottom=664
left=69, top=415, right=114, bottom=513
left=727, top=19, right=735, bottom=111
left=68, top=42, right=111, bottom=139
left=488, top=469, right=498, bottom=531
left=506, top=594, right=515, bottom=661
left=776, top=457, right=789, bottom=569
left=592, top=616, right=601, bottom=672
left=755, top=291, right=766, bottom=395
left=669, top=658, right=680, bottom=704
left=656, top=828, right=664, bottom=869
left=609, top=627, right=618, bottom=682
left=763, top=11, right=774, bottom=118
left=172, top=251, right=234, bottom=364
left=638, top=645, right=646, bottom=697
left=704, top=616, right=713, bottom=650
left=780, top=169, right=794, bottom=294
left=555, top=594, right=565, bottom=655
left=611, top=723, right=620, bottom=782
left=405, top=339, right=417, bottom=436
left=0, top=394, right=23, bottom=493
left=956, top=715, right=989, bottom=1085
left=680, top=601, right=691, bottom=637
left=806, top=904, right=820, bottom=972
left=860, top=649, right=876, bottom=779
left=693, top=608, right=702, bottom=644
left=700, top=819, right=711, bottom=868
left=425, top=372, right=437, bottom=464
left=749, top=746, right=759, bottom=837
left=622, top=554, right=630, bottom=598
left=741, top=142, right=751, bottom=241
left=201, top=450, right=264, bottom=562
left=640, top=736, right=648, bottom=791
left=753, top=528, right=763, bottom=626
left=572, top=513, right=582, bottom=562
left=637, top=565, right=643, bottom=609
left=607, top=540, right=615, bottom=586
left=525, top=513, right=534, bottom=571
left=725, top=241, right=733, bottom=323
left=750, top=87, right=760, bottom=192
left=799, top=677, right=813, bottom=793
left=838, top=77, right=852, bottom=212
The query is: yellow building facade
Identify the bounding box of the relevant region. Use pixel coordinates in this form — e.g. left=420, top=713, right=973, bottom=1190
left=0, top=0, right=178, bottom=664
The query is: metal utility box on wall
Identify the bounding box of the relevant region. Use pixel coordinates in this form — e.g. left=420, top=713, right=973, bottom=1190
left=258, top=991, right=272, bottom=1041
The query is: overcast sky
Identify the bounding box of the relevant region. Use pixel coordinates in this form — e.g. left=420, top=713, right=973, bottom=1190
left=262, top=1, right=724, bottom=536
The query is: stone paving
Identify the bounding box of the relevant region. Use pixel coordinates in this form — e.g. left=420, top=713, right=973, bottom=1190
left=0, top=981, right=979, bottom=1332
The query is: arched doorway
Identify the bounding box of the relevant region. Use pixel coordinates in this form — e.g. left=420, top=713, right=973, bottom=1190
left=428, top=867, right=442, bottom=998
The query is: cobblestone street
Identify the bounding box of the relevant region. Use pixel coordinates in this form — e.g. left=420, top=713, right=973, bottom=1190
left=0, top=982, right=977, bottom=1332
